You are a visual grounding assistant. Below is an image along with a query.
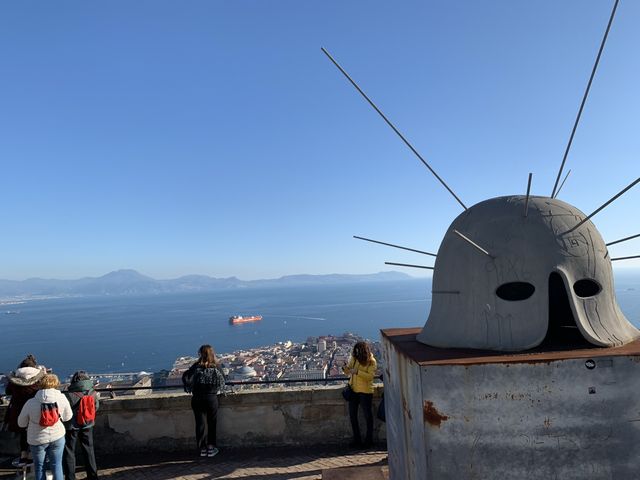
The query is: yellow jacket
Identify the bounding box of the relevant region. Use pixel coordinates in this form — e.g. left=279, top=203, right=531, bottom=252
left=343, top=355, right=377, bottom=394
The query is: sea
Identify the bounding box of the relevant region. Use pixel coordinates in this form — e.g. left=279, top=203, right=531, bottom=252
left=0, top=279, right=431, bottom=377
left=2, top=276, right=640, bottom=378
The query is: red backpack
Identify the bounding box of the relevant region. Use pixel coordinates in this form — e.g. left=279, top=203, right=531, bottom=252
left=74, top=392, right=96, bottom=426
left=39, top=402, right=60, bottom=427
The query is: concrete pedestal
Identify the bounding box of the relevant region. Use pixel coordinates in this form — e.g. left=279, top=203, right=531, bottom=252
left=381, top=328, right=640, bottom=479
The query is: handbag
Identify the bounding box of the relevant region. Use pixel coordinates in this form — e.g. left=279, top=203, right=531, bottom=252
left=342, top=383, right=354, bottom=402
left=182, top=368, right=194, bottom=394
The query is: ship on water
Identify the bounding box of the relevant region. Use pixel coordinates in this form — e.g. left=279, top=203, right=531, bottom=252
left=229, top=315, right=262, bottom=325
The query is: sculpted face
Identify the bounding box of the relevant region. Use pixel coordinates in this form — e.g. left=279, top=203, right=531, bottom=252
left=417, top=195, right=640, bottom=351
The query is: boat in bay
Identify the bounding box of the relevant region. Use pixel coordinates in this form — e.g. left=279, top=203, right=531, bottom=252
left=229, top=315, right=262, bottom=325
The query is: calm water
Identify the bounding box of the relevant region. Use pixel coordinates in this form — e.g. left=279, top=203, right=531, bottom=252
left=2, top=277, right=640, bottom=378
left=0, top=280, right=432, bottom=377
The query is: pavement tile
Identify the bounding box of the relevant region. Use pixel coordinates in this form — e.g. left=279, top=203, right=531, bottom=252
left=1, top=446, right=387, bottom=480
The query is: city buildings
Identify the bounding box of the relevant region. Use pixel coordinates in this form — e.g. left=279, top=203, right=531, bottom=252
left=165, top=333, right=382, bottom=389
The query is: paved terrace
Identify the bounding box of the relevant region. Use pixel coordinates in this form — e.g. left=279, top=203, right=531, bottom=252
left=1, top=447, right=388, bottom=479
left=0, top=385, right=388, bottom=479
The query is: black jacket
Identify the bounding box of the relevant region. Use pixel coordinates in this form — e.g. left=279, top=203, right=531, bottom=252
left=182, top=363, right=225, bottom=396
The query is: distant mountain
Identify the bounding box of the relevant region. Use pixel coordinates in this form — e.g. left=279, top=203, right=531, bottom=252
left=249, top=271, right=412, bottom=287
left=0, top=269, right=416, bottom=298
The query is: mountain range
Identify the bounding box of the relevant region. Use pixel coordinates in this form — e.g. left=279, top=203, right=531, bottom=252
left=0, top=269, right=415, bottom=298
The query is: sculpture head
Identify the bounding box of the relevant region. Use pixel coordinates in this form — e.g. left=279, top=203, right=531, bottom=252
left=417, top=195, right=639, bottom=351
left=321, top=32, right=639, bottom=352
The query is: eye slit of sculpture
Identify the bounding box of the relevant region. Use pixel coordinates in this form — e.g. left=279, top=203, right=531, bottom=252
left=495, top=282, right=535, bottom=301
left=573, top=279, right=602, bottom=298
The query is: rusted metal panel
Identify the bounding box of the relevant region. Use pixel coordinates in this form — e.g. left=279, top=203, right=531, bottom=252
left=382, top=327, right=640, bottom=365
left=382, top=333, right=426, bottom=480
left=384, top=329, right=640, bottom=479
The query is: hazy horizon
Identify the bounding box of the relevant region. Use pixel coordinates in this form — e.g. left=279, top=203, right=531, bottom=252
left=0, top=268, right=425, bottom=283
left=4, top=266, right=640, bottom=283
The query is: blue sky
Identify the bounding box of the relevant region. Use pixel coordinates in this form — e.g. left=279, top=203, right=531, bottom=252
left=0, top=0, right=639, bottom=280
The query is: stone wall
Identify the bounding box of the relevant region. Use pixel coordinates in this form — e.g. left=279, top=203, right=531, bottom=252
left=0, top=385, right=385, bottom=454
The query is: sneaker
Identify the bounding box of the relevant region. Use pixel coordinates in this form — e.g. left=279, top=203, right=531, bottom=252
left=200, top=448, right=207, bottom=457
left=12, top=457, right=30, bottom=468
left=207, top=446, right=219, bottom=458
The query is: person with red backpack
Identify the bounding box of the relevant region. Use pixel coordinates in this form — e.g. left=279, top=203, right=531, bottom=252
left=17, top=373, right=73, bottom=480
left=62, top=371, right=99, bottom=480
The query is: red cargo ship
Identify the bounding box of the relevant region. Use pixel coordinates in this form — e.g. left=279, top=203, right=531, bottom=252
left=229, top=315, right=263, bottom=325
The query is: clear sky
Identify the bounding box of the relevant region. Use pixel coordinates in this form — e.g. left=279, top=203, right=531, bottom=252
left=1, top=0, right=639, bottom=280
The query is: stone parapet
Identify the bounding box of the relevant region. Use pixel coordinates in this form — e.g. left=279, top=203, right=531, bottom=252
left=0, top=385, right=384, bottom=454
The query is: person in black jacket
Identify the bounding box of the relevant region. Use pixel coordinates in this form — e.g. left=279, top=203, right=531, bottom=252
left=4, top=354, right=46, bottom=467
left=182, top=344, right=225, bottom=458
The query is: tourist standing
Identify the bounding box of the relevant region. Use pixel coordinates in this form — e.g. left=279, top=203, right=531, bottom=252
left=4, top=354, right=46, bottom=467
left=343, top=341, right=377, bottom=448
left=18, top=373, right=73, bottom=480
left=63, top=371, right=100, bottom=480
left=182, top=345, right=226, bottom=458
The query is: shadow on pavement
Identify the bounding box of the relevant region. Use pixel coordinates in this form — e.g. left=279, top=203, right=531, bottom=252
left=93, top=446, right=388, bottom=480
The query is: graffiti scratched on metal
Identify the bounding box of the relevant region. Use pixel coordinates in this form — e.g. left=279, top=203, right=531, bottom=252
left=423, top=400, right=449, bottom=427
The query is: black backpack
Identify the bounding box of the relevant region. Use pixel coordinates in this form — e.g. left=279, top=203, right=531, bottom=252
left=183, top=365, right=225, bottom=393
left=193, top=366, right=225, bottom=391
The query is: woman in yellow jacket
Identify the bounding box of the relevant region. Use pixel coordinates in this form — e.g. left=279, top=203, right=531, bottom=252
left=342, top=341, right=377, bottom=448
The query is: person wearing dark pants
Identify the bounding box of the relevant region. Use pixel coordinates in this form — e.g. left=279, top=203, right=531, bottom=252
left=343, top=341, right=377, bottom=449
left=63, top=371, right=100, bottom=480
left=183, top=345, right=226, bottom=458
left=348, top=392, right=373, bottom=447
left=63, top=428, right=98, bottom=480
left=192, top=394, right=219, bottom=451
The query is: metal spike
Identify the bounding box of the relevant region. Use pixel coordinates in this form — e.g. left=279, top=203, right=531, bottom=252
left=384, top=262, right=434, bottom=270
left=354, top=235, right=436, bottom=257
left=453, top=230, right=494, bottom=258
left=555, top=169, right=572, bottom=198
left=562, top=177, right=640, bottom=235
left=524, top=173, right=533, bottom=217
left=606, top=233, right=640, bottom=247
left=550, top=0, right=620, bottom=198
left=611, top=255, right=640, bottom=262
left=321, top=47, right=467, bottom=211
